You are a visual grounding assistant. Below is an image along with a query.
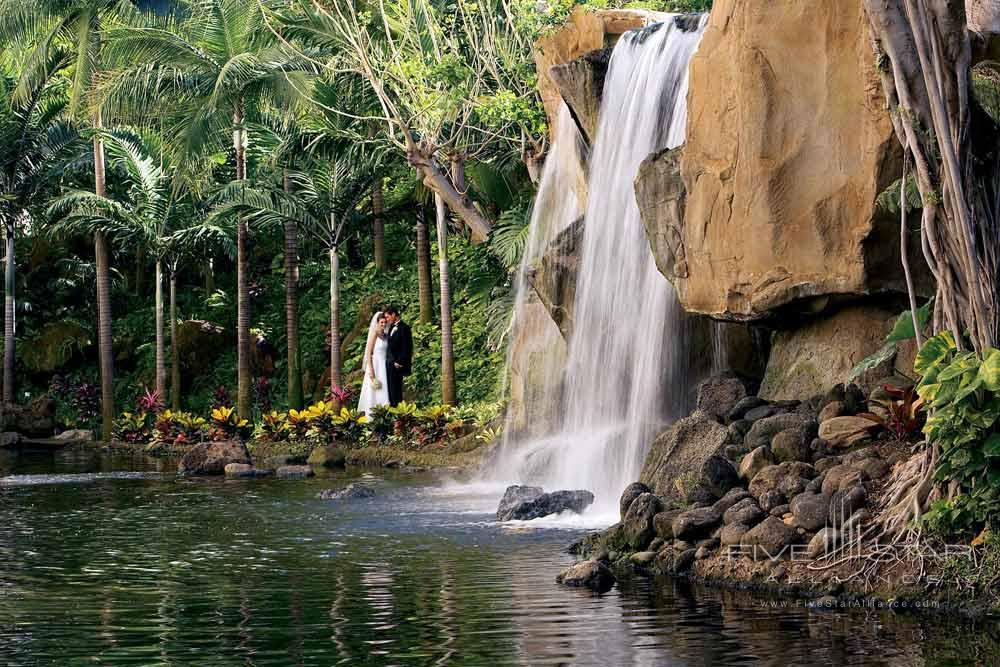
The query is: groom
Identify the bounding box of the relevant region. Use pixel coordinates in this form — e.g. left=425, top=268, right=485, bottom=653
left=383, top=306, right=413, bottom=406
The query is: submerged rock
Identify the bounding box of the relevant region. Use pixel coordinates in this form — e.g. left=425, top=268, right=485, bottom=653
left=224, top=463, right=273, bottom=478
left=556, top=559, right=616, bottom=593
left=497, top=487, right=594, bottom=521
left=276, top=465, right=314, bottom=479
left=319, top=483, right=376, bottom=501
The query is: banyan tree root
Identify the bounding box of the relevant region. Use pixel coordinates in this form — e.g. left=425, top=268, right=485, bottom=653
left=863, top=0, right=1000, bottom=352
left=872, top=445, right=940, bottom=542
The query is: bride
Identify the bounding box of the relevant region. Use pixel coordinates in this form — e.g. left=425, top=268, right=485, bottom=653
left=357, top=311, right=390, bottom=414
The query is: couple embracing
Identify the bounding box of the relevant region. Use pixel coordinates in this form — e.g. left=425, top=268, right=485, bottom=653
left=357, top=306, right=413, bottom=414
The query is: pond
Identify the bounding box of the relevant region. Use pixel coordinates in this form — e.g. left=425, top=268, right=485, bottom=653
left=1, top=447, right=997, bottom=666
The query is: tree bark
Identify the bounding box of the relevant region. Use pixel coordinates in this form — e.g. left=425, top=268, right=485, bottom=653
left=234, top=108, right=251, bottom=418
left=863, top=0, right=997, bottom=351
left=284, top=171, right=303, bottom=410
left=329, top=243, right=342, bottom=403
left=154, top=259, right=166, bottom=400
left=416, top=207, right=434, bottom=324
left=170, top=270, right=180, bottom=411
left=3, top=222, right=14, bottom=404
left=94, top=112, right=114, bottom=441
left=435, top=192, right=456, bottom=405
left=372, top=179, right=386, bottom=271
left=409, top=150, right=491, bottom=243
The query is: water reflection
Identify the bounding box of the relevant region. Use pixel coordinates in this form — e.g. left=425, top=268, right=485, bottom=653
left=0, top=449, right=998, bottom=665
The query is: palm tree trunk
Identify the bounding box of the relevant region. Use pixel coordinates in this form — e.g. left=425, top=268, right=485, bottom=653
left=329, top=243, right=342, bottom=403
left=435, top=192, right=456, bottom=405
left=372, top=180, right=386, bottom=271
left=416, top=207, right=434, bottom=324
left=3, top=222, right=15, bottom=405
left=93, top=113, right=114, bottom=441
left=284, top=172, right=303, bottom=410
left=170, top=270, right=180, bottom=411
left=134, top=246, right=145, bottom=296
left=154, top=259, right=166, bottom=399
left=204, top=258, right=215, bottom=294
left=234, top=108, right=251, bottom=418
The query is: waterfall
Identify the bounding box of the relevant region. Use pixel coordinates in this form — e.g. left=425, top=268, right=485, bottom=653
left=490, top=15, right=708, bottom=518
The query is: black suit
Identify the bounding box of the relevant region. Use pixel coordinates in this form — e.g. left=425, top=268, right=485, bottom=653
left=385, top=320, right=413, bottom=406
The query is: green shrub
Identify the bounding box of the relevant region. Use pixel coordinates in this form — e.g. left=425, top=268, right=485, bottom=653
left=915, top=332, right=1000, bottom=535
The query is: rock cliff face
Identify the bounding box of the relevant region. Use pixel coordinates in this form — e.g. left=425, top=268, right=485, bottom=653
left=534, top=9, right=659, bottom=137
left=645, top=0, right=915, bottom=321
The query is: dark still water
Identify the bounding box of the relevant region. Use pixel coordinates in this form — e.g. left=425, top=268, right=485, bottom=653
left=1, top=448, right=998, bottom=666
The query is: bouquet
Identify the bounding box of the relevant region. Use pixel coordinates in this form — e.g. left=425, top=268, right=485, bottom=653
left=372, top=377, right=383, bottom=391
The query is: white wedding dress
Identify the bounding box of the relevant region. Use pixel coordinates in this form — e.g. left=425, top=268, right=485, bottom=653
left=357, top=334, right=390, bottom=414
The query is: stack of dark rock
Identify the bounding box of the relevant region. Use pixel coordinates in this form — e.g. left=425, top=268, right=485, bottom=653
left=563, top=372, right=910, bottom=586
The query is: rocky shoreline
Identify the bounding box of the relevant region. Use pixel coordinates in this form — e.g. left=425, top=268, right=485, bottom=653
left=557, top=373, right=998, bottom=617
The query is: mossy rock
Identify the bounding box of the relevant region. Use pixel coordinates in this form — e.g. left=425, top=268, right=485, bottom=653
left=22, top=321, right=91, bottom=372
left=307, top=444, right=347, bottom=468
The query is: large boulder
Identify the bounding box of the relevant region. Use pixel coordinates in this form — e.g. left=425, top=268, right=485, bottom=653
left=760, top=306, right=898, bottom=399
left=640, top=410, right=728, bottom=499
left=497, top=488, right=595, bottom=521
left=672, top=506, right=722, bottom=542
left=619, top=481, right=653, bottom=520
left=496, top=485, right=545, bottom=520
left=621, top=492, right=663, bottom=550
left=307, top=444, right=347, bottom=468
left=526, top=218, right=583, bottom=339
left=548, top=49, right=610, bottom=145
left=740, top=516, right=800, bottom=560
left=819, top=415, right=879, bottom=449
left=178, top=440, right=251, bottom=475
left=534, top=8, right=653, bottom=138
left=723, top=498, right=766, bottom=527
left=789, top=492, right=831, bottom=531
left=744, top=413, right=812, bottom=450
left=557, top=558, right=616, bottom=593
left=695, top=373, right=752, bottom=421
left=653, top=0, right=923, bottom=322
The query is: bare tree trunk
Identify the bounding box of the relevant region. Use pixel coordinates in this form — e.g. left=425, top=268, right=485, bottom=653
left=409, top=150, right=491, bottom=242
left=416, top=207, right=434, bottom=325
left=170, top=270, right=180, bottom=411
left=329, top=243, right=342, bottom=405
left=234, top=108, right=251, bottom=418
left=94, top=113, right=114, bottom=441
left=284, top=171, right=303, bottom=410
left=155, top=259, right=166, bottom=399
left=3, top=222, right=14, bottom=404
left=435, top=192, right=456, bottom=405
left=372, top=179, right=386, bottom=271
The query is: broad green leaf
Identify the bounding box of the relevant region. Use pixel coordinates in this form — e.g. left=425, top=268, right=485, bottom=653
left=848, top=341, right=896, bottom=381
left=886, top=298, right=934, bottom=343
left=984, top=434, right=1000, bottom=457
left=914, top=331, right=957, bottom=375
left=979, top=348, right=1000, bottom=391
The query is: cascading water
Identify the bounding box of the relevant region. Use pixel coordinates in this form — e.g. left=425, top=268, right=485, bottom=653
left=489, top=15, right=708, bottom=519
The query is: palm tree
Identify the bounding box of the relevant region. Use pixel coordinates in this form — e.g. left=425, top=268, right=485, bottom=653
left=102, top=0, right=313, bottom=418
left=47, top=129, right=176, bottom=403
left=215, top=151, right=374, bottom=404
left=0, top=0, right=140, bottom=439
left=0, top=42, right=80, bottom=404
